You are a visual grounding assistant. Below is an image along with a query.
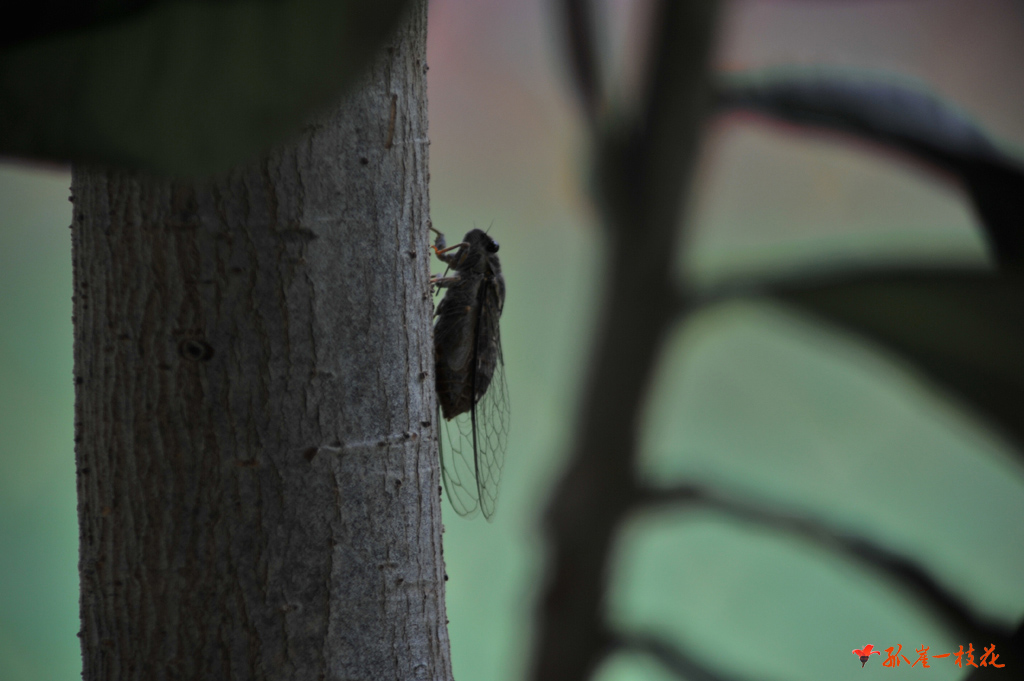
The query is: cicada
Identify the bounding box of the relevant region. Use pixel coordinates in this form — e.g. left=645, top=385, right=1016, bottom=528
left=430, top=226, right=509, bottom=520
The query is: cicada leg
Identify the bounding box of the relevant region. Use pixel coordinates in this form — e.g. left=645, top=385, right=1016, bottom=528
left=429, top=225, right=447, bottom=252
left=430, top=275, right=461, bottom=287
left=429, top=226, right=467, bottom=267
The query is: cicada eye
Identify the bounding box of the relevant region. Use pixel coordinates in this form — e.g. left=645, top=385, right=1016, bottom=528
left=485, top=238, right=499, bottom=253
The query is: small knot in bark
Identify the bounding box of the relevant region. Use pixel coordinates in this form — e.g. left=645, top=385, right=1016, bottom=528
left=178, top=338, right=214, bottom=362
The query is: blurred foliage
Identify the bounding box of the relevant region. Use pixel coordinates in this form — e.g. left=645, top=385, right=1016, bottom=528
left=538, top=1, right=1024, bottom=680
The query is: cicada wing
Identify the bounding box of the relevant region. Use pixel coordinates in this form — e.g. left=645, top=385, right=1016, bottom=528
left=473, top=332, right=508, bottom=521
left=437, top=275, right=509, bottom=521
left=469, top=271, right=508, bottom=521
left=439, top=407, right=481, bottom=519
left=437, top=340, right=508, bottom=521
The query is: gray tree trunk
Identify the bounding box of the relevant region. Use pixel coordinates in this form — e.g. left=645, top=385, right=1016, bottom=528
left=70, top=4, right=452, bottom=680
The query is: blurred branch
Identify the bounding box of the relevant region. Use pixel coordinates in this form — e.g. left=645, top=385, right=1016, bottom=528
left=641, top=483, right=1014, bottom=644
left=559, top=0, right=602, bottom=122
left=613, top=630, right=765, bottom=681
left=718, top=71, right=1024, bottom=265
left=633, top=0, right=718, bottom=242
left=531, top=2, right=721, bottom=680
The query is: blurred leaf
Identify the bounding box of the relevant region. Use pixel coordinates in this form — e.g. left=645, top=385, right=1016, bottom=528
left=0, top=0, right=411, bottom=175
left=719, top=69, right=1024, bottom=265
left=2, top=0, right=161, bottom=50
left=771, top=269, right=1024, bottom=453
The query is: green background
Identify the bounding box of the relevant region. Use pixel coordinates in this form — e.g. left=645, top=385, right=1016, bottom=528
left=2, top=0, right=1023, bottom=679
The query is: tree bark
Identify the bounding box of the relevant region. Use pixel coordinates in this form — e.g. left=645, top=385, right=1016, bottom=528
left=70, top=4, right=451, bottom=680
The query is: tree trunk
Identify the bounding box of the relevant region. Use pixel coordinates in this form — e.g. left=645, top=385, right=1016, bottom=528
left=70, top=4, right=451, bottom=680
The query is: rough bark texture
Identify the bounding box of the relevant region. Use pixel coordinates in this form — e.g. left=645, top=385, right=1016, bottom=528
left=71, top=4, right=452, bottom=680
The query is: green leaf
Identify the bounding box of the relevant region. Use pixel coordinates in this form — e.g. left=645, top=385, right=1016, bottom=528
left=773, top=269, right=1024, bottom=452
left=0, top=0, right=411, bottom=175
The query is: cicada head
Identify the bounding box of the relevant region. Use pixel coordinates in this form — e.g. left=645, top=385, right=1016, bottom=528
left=455, top=229, right=501, bottom=274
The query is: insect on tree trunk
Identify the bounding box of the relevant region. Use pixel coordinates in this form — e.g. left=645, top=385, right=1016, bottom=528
left=70, top=3, right=453, bottom=680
